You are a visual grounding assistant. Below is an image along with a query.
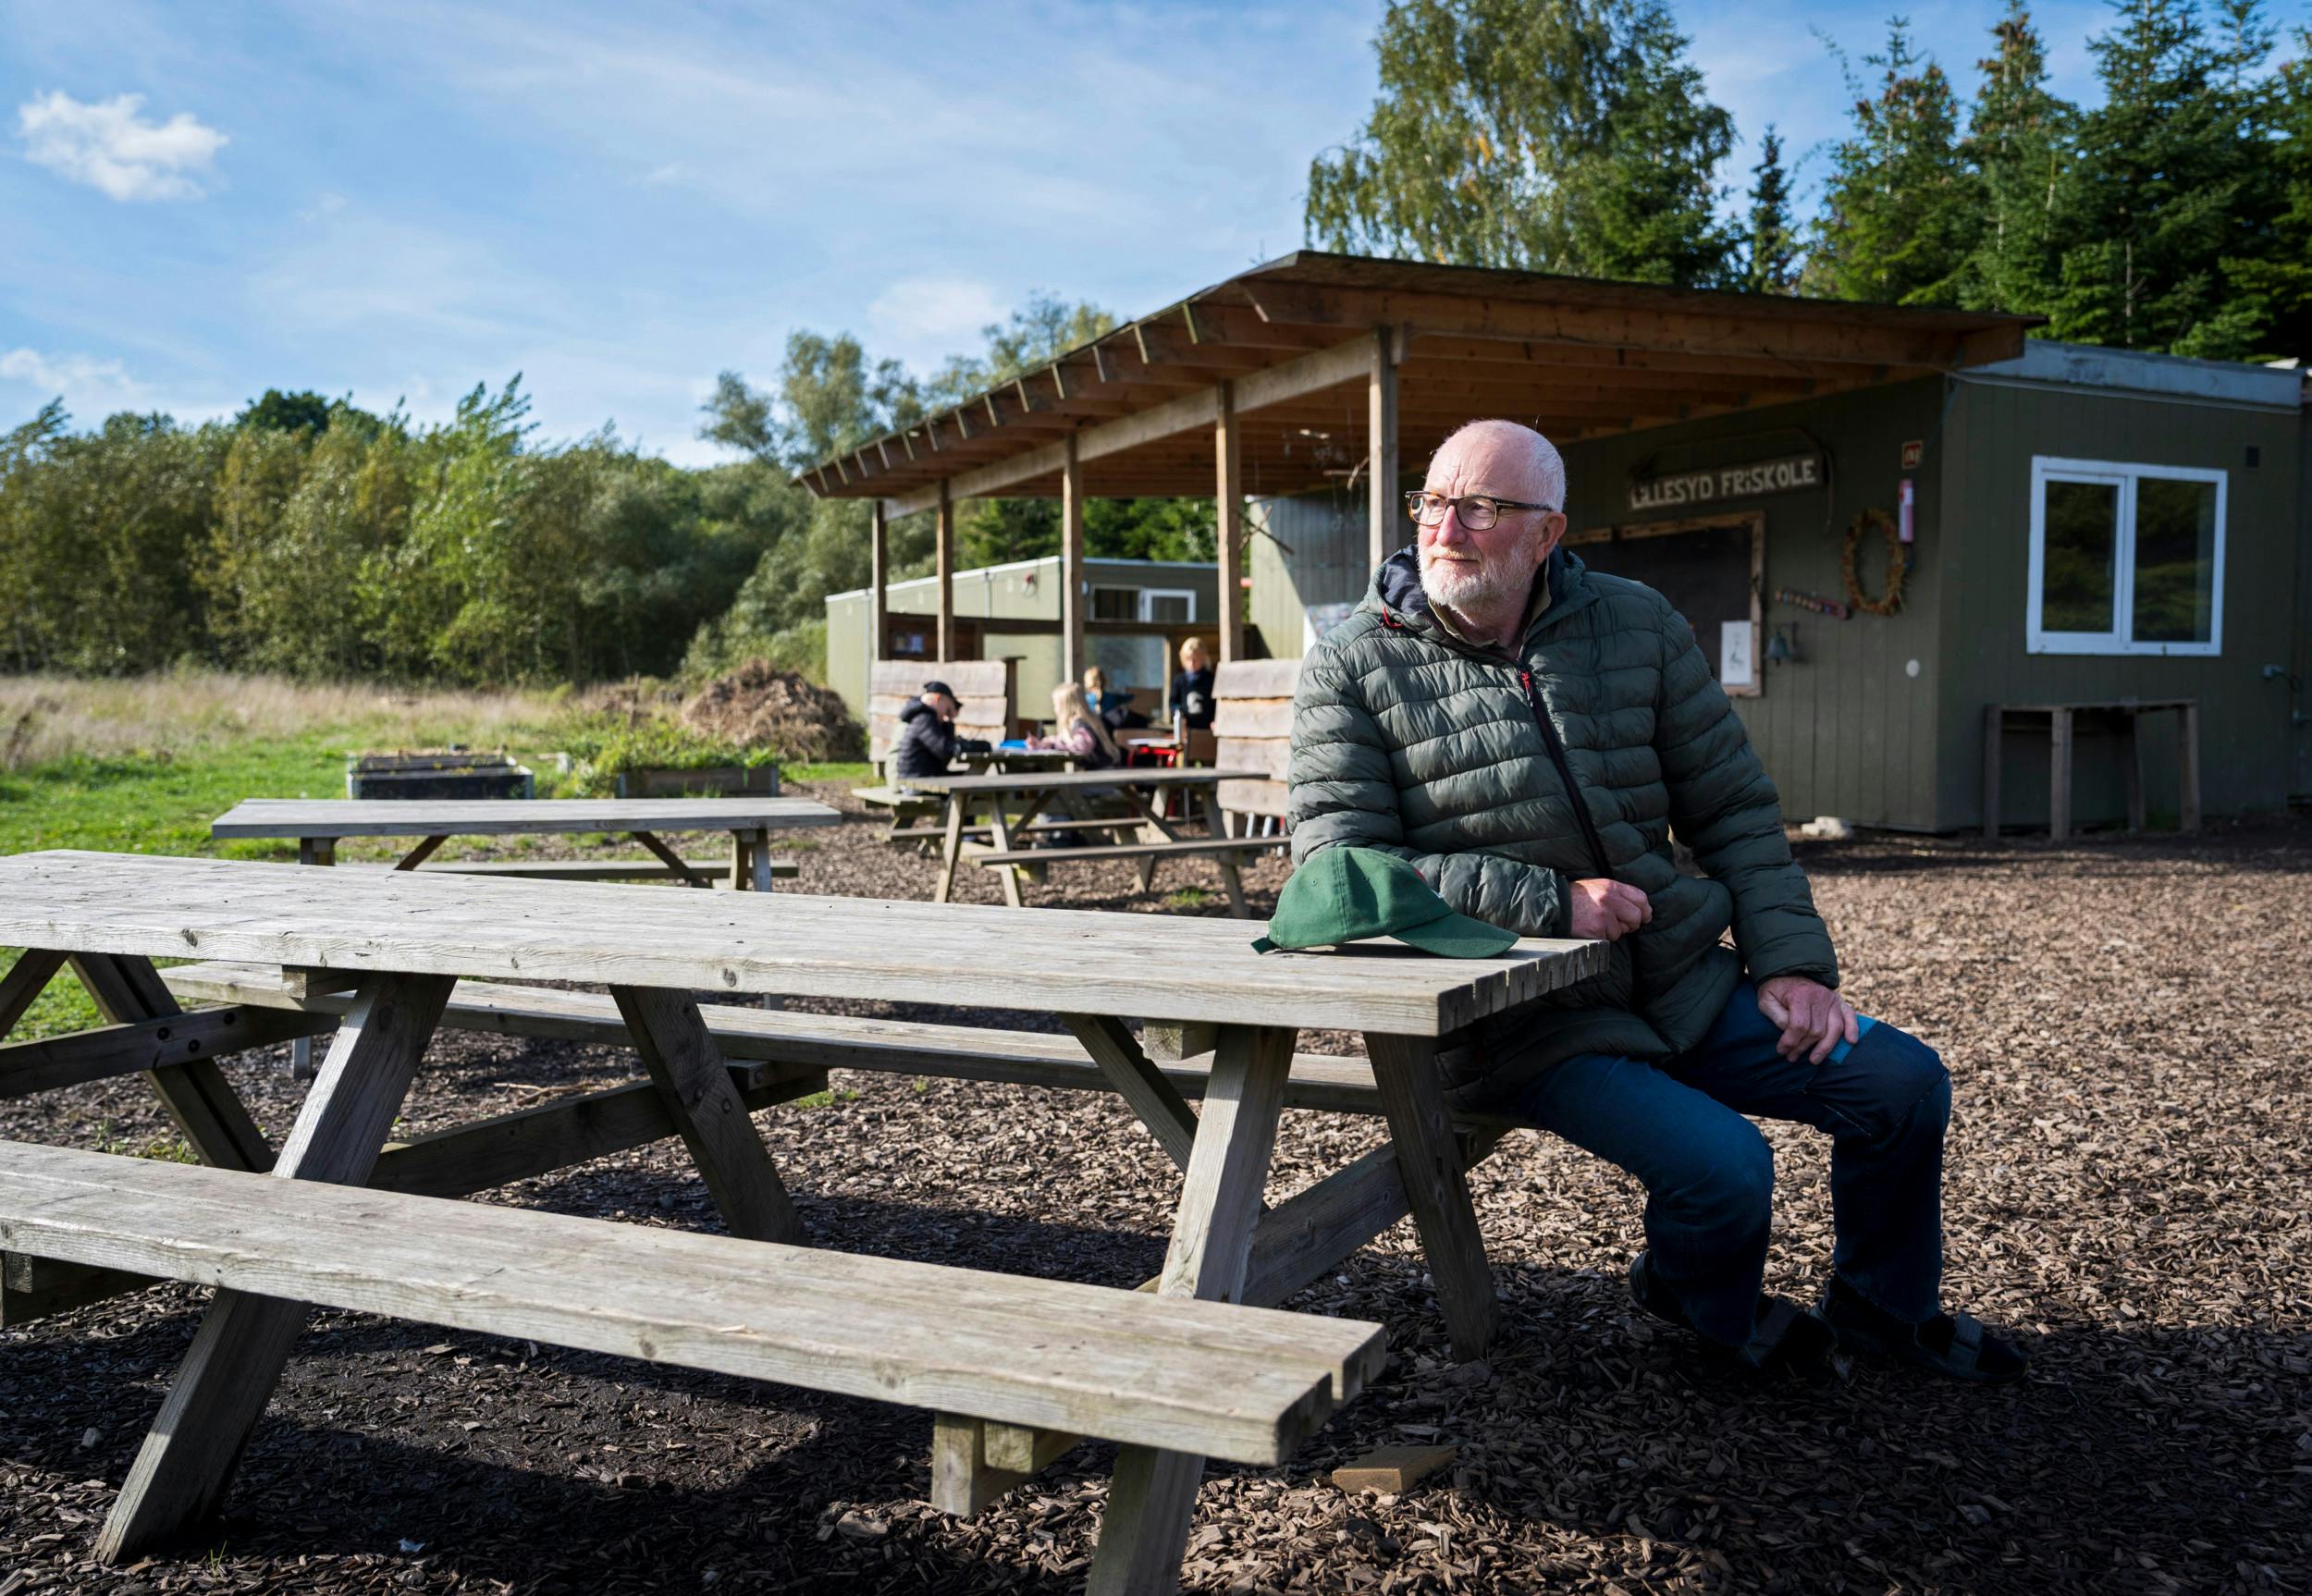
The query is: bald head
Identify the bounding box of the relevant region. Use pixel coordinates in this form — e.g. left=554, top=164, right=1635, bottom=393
left=1429, top=419, right=1566, bottom=509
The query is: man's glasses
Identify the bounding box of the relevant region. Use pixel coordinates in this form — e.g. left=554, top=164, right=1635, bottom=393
left=1405, top=491, right=1557, bottom=531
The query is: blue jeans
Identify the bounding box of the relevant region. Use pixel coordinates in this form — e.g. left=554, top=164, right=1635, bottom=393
left=1509, top=981, right=1951, bottom=1348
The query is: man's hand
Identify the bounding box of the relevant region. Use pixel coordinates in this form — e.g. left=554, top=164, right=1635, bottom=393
left=1568, top=878, right=1651, bottom=941
left=1756, top=975, right=1858, bottom=1065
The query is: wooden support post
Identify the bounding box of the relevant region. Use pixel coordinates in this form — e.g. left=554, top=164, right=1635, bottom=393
left=1090, top=1024, right=1293, bottom=1596
left=936, top=479, right=957, bottom=663
left=1980, top=706, right=2002, bottom=841
left=391, top=833, right=449, bottom=871
left=870, top=498, right=891, bottom=668
left=932, top=795, right=967, bottom=904
left=68, top=954, right=271, bottom=1173
left=1063, top=1013, right=1199, bottom=1172
left=2048, top=706, right=2074, bottom=843
left=930, top=1413, right=1078, bottom=1518
left=609, top=986, right=803, bottom=1245
left=630, top=829, right=711, bottom=888
left=1364, top=1033, right=1497, bottom=1360
left=1140, top=1020, right=1218, bottom=1063
left=2178, top=702, right=2201, bottom=833
left=1367, top=325, right=1399, bottom=573
left=2124, top=709, right=2147, bottom=833
left=0, top=1006, right=337, bottom=1102
left=1214, top=379, right=1244, bottom=665
left=0, top=948, right=66, bottom=1041
left=96, top=971, right=455, bottom=1565
left=291, top=842, right=332, bottom=1080
left=1062, top=432, right=1086, bottom=688
left=3, top=954, right=277, bottom=1328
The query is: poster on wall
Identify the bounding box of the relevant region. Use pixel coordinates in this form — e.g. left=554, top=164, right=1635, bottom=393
left=1302, top=600, right=1356, bottom=652
left=1719, top=621, right=1755, bottom=689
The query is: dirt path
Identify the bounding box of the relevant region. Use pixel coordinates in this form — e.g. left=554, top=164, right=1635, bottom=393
left=3, top=795, right=2305, bottom=1594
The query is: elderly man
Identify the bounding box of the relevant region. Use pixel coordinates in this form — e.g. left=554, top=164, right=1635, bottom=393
left=1288, top=419, right=2023, bottom=1381
left=892, top=680, right=991, bottom=782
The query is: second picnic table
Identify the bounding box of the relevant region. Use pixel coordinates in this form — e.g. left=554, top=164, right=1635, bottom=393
left=899, top=766, right=1276, bottom=915
left=211, top=796, right=842, bottom=892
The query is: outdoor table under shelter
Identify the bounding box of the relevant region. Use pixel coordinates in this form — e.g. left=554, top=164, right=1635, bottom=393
left=899, top=765, right=1278, bottom=914
left=211, top=795, right=842, bottom=892
left=0, top=851, right=1603, bottom=1590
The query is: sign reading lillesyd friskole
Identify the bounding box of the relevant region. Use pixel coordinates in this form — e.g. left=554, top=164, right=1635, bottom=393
left=1628, top=450, right=1823, bottom=513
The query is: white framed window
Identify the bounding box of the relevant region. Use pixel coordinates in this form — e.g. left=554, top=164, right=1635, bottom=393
left=1138, top=588, right=1195, bottom=623
left=2027, top=456, right=2225, bottom=656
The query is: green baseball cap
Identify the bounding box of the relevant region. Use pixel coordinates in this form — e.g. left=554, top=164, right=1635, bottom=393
left=1251, top=846, right=1519, bottom=958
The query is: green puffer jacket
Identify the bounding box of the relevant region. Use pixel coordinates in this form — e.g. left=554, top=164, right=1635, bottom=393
left=1288, top=545, right=1839, bottom=1110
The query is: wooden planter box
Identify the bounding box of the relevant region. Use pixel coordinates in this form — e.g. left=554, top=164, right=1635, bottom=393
left=613, top=764, right=781, bottom=799
left=348, top=751, right=533, bottom=802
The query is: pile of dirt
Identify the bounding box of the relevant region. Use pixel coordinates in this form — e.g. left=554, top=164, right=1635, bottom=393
left=681, top=660, right=864, bottom=763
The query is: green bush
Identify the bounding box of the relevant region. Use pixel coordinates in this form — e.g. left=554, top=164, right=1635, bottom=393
left=550, top=712, right=772, bottom=796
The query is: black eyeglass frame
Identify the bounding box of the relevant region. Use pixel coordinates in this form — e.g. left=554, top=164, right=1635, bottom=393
left=1404, top=490, right=1560, bottom=529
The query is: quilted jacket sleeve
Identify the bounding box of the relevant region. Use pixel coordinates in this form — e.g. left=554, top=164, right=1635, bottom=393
left=1287, top=639, right=1573, bottom=938
left=1652, top=603, right=1839, bottom=988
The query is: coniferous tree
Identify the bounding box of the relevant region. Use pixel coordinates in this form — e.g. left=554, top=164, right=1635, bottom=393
left=1569, top=3, right=1738, bottom=285
left=2228, top=29, right=2312, bottom=356
left=2048, top=0, right=2277, bottom=356
left=1959, top=3, right=2073, bottom=313
left=1805, top=19, right=1981, bottom=306
left=1743, top=127, right=1801, bottom=294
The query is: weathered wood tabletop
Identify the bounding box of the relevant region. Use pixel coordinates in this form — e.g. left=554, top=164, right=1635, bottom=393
left=211, top=796, right=841, bottom=838
left=212, top=794, right=842, bottom=893
left=0, top=849, right=1605, bottom=1581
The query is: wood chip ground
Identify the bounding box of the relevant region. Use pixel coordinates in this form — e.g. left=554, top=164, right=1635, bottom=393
left=2, top=785, right=2305, bottom=1594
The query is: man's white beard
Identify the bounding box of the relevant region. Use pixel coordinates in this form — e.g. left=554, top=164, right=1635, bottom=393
left=1418, top=534, right=1542, bottom=620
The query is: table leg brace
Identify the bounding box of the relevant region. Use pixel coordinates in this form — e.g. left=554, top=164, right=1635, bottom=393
left=97, top=972, right=454, bottom=1565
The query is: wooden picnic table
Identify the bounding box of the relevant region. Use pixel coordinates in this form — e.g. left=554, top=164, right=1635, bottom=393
left=898, top=766, right=1269, bottom=915
left=0, top=849, right=1604, bottom=1584
left=212, top=796, right=842, bottom=892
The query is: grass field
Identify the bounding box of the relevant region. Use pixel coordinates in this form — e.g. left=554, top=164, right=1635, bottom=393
left=0, top=673, right=870, bottom=1043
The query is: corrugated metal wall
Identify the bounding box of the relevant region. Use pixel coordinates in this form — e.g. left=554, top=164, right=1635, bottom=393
left=1938, top=379, right=2304, bottom=828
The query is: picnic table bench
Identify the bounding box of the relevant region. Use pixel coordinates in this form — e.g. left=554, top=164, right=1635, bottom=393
left=900, top=767, right=1285, bottom=916
left=0, top=851, right=1603, bottom=1590
left=0, top=1139, right=1385, bottom=1589
left=213, top=795, right=841, bottom=891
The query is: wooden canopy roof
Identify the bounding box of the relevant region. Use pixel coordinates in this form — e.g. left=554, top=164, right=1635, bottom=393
left=801, top=252, right=2038, bottom=511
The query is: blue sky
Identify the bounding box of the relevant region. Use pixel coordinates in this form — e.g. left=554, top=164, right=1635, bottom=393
left=0, top=0, right=2251, bottom=465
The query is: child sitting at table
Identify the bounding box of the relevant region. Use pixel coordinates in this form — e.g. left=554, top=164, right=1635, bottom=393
left=1029, top=683, right=1123, bottom=770
left=1080, top=666, right=1148, bottom=730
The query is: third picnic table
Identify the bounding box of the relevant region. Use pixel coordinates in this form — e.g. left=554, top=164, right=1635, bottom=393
left=211, top=795, right=842, bottom=891
left=896, top=766, right=1270, bottom=914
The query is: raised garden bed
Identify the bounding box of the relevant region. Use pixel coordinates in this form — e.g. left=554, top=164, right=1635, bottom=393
left=346, top=750, right=533, bottom=802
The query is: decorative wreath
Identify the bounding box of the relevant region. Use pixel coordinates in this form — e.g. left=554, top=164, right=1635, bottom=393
left=1841, top=508, right=1907, bottom=616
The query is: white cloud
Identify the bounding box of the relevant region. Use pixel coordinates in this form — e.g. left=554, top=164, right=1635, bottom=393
left=17, top=91, right=227, bottom=202
left=1, top=347, right=156, bottom=418
left=867, top=276, right=1007, bottom=351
